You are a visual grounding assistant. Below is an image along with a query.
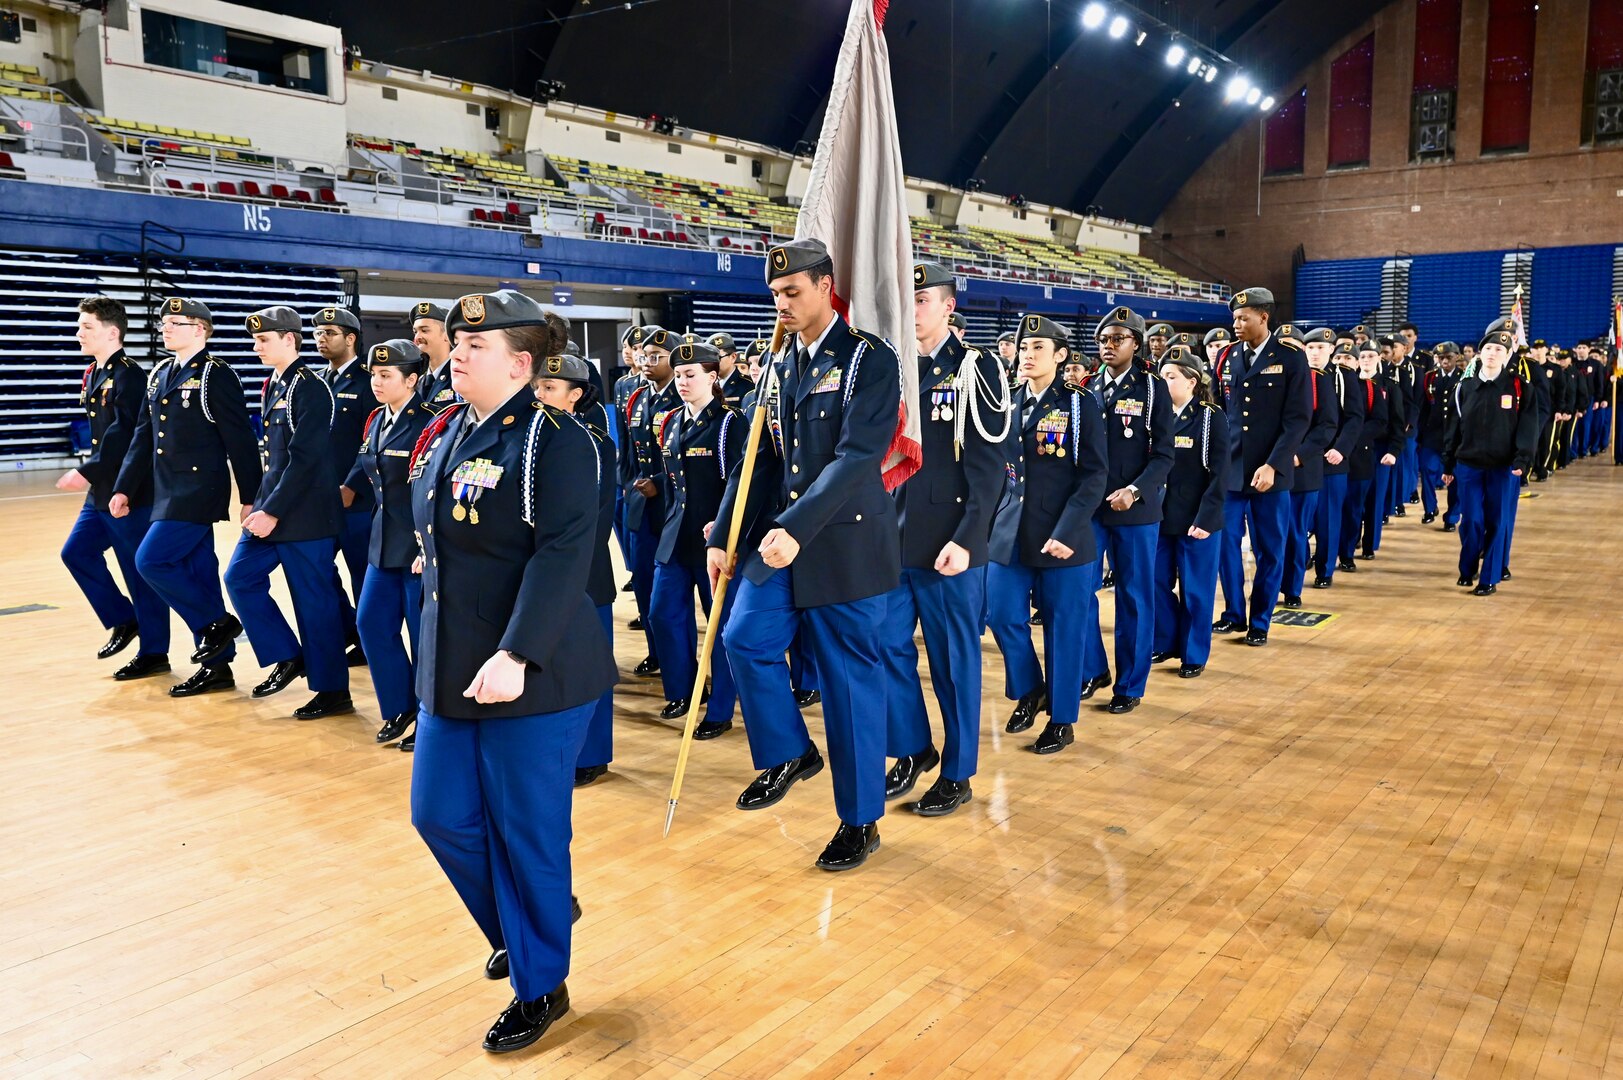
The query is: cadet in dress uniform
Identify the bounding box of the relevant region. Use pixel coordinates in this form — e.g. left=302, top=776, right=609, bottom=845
left=985, top=315, right=1109, bottom=753
left=111, top=297, right=262, bottom=696
left=649, top=341, right=746, bottom=737
left=707, top=238, right=903, bottom=872
left=1151, top=346, right=1228, bottom=678
left=57, top=295, right=171, bottom=679
left=346, top=340, right=432, bottom=749
left=622, top=327, right=681, bottom=676
left=1573, top=342, right=1600, bottom=457
left=1361, top=340, right=1407, bottom=557
left=948, top=310, right=968, bottom=343
left=1311, top=342, right=1366, bottom=588
left=1209, top=287, right=1311, bottom=646
left=1279, top=326, right=1341, bottom=606
left=997, top=330, right=1019, bottom=386
left=410, top=302, right=459, bottom=412
left=1443, top=319, right=1539, bottom=596
left=223, top=307, right=353, bottom=720
left=1387, top=334, right=1421, bottom=516
left=711, top=332, right=756, bottom=410
left=312, top=307, right=380, bottom=663
left=610, top=326, right=648, bottom=574
left=409, top=290, right=616, bottom=1054
left=1418, top=342, right=1462, bottom=528
left=1203, top=327, right=1234, bottom=370
left=1339, top=342, right=1400, bottom=570
left=1080, top=306, right=1174, bottom=714
left=1146, top=323, right=1173, bottom=365
left=880, top=262, right=1010, bottom=817
left=530, top=344, right=620, bottom=787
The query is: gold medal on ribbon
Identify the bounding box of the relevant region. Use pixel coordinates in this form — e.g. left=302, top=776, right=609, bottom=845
left=452, top=503, right=467, bottom=521
left=469, top=508, right=480, bottom=525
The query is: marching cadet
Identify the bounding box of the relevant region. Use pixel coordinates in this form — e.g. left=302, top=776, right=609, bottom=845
left=611, top=325, right=647, bottom=577
left=1443, top=318, right=1538, bottom=596
left=1146, top=323, right=1173, bottom=364
left=1311, top=341, right=1365, bottom=588
left=622, top=326, right=682, bottom=676
left=1080, top=306, right=1174, bottom=715
left=313, top=306, right=380, bottom=664
left=224, top=307, right=352, bottom=720
left=345, top=340, right=433, bottom=749
left=880, top=262, right=1009, bottom=817
left=706, top=238, right=903, bottom=872
left=649, top=340, right=746, bottom=738
left=1552, top=348, right=1581, bottom=471
left=1209, top=287, right=1311, bottom=647
left=409, top=301, right=459, bottom=411
left=1418, top=342, right=1462, bottom=528
left=741, top=337, right=770, bottom=385
left=709, top=332, right=756, bottom=410
left=1585, top=340, right=1612, bottom=455
left=1279, top=326, right=1340, bottom=607
left=408, top=289, right=615, bottom=1053
left=110, top=297, right=261, bottom=696
left=1352, top=324, right=1372, bottom=349
left=1526, top=339, right=1558, bottom=482
left=530, top=342, right=620, bottom=786
left=948, top=310, right=968, bottom=343
left=57, top=295, right=171, bottom=679
left=997, top=330, right=1019, bottom=385
left=1387, top=331, right=1422, bottom=516
left=1203, top=327, right=1234, bottom=370
left=985, top=315, right=1109, bottom=752
left=1573, top=341, right=1600, bottom=457
left=1362, top=339, right=1407, bottom=554
left=1342, top=342, right=1401, bottom=568
left=1150, top=345, right=1228, bottom=678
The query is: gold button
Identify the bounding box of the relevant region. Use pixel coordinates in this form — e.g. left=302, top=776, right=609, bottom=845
left=933, top=367, right=941, bottom=375
left=790, top=491, right=799, bottom=499
left=162, top=398, right=169, bottom=405
left=433, top=558, right=438, bottom=567
left=428, top=525, right=433, bottom=534
left=819, top=411, right=827, bottom=418
left=792, top=465, right=800, bottom=473
left=159, top=432, right=165, bottom=438
left=428, top=490, right=434, bottom=499
left=160, top=414, right=167, bottom=420
left=433, top=591, right=438, bottom=601
left=91, top=438, right=98, bottom=445
left=157, top=448, right=164, bottom=455
left=855, top=514, right=862, bottom=522
left=192, top=466, right=199, bottom=472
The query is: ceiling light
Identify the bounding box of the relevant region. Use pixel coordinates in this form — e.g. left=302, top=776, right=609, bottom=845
left=1166, top=44, right=1186, bottom=67
left=1245, top=86, right=1262, bottom=106
left=1134, top=30, right=1147, bottom=46
left=1185, top=55, right=1201, bottom=75
left=1108, top=15, right=1130, bottom=39
left=1081, top=3, right=1107, bottom=30
left=1260, top=95, right=1276, bottom=112
left=1203, top=65, right=1217, bottom=83
left=1225, top=75, right=1249, bottom=102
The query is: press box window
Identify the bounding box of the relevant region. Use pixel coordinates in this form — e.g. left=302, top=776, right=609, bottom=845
left=141, top=11, right=330, bottom=97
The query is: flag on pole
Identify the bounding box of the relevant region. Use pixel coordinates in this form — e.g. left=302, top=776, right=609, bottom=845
left=1510, top=285, right=1528, bottom=350
left=1612, top=297, right=1622, bottom=373
left=794, top=0, right=921, bottom=491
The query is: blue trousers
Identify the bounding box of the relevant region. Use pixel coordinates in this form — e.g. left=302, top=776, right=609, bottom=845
left=579, top=606, right=615, bottom=769
left=411, top=700, right=594, bottom=1000
left=725, top=567, right=887, bottom=826
left=356, top=565, right=420, bottom=719
left=1280, top=489, right=1318, bottom=599
left=1340, top=477, right=1371, bottom=562
left=333, top=509, right=370, bottom=637
left=224, top=535, right=349, bottom=693
left=1503, top=467, right=1522, bottom=570
left=881, top=566, right=986, bottom=782
left=986, top=557, right=1100, bottom=727
left=1218, top=490, right=1289, bottom=633
left=649, top=558, right=736, bottom=724
left=1084, top=520, right=1158, bottom=698
left=1153, top=530, right=1220, bottom=667
left=1455, top=463, right=1513, bottom=588
left=1362, top=462, right=1393, bottom=553
left=627, top=515, right=660, bottom=657
left=1418, top=446, right=1446, bottom=518
left=62, top=501, right=171, bottom=656
left=1313, top=474, right=1347, bottom=582
left=789, top=632, right=819, bottom=693
left=135, top=519, right=234, bottom=663
left=1396, top=435, right=1419, bottom=511
left=611, top=489, right=633, bottom=569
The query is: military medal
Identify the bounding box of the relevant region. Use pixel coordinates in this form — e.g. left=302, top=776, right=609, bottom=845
left=452, top=503, right=467, bottom=521
left=182, top=390, right=192, bottom=409
left=1122, top=416, right=1133, bottom=439
left=941, top=403, right=954, bottom=422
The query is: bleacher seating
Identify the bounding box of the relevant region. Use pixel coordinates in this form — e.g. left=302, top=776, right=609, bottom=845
left=79, top=113, right=269, bottom=163
left=0, top=61, right=46, bottom=87
left=0, top=151, right=21, bottom=179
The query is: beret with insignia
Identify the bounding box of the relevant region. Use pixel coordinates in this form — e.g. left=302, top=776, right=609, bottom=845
left=1095, top=305, right=1146, bottom=341
left=368, top=338, right=426, bottom=374
left=1170, top=331, right=1200, bottom=349
left=562, top=338, right=582, bottom=356
left=709, top=332, right=736, bottom=353
left=408, top=301, right=447, bottom=327
left=1018, top=313, right=1070, bottom=346
left=163, top=296, right=212, bottom=321
left=622, top=325, right=647, bottom=348
left=1158, top=344, right=1210, bottom=383
left=539, top=352, right=594, bottom=383
left=671, top=340, right=722, bottom=369
left=1147, top=323, right=1174, bottom=338
left=1480, top=317, right=1517, bottom=351
left=1356, top=337, right=1382, bottom=354
left=1351, top=323, right=1371, bottom=337
left=1228, top=286, right=1274, bottom=312
left=312, top=306, right=362, bottom=333
left=743, top=338, right=770, bottom=359
left=245, top=306, right=300, bottom=334
left=1203, top=327, right=1234, bottom=347
left=948, top=311, right=967, bottom=330
left=1531, top=338, right=1547, bottom=347
left=1434, top=340, right=1461, bottom=356
left=1276, top=324, right=1304, bottom=347
left=445, top=289, right=548, bottom=335
left=1303, top=327, right=1336, bottom=344
left=643, top=326, right=681, bottom=352
left=766, top=237, right=832, bottom=284
left=913, top=261, right=954, bottom=290
left=1332, top=341, right=1357, bottom=360
left=997, top=330, right=1017, bottom=344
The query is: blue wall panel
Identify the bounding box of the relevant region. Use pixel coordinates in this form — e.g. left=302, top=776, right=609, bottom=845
left=1533, top=245, right=1614, bottom=346
left=1408, top=251, right=1503, bottom=345
left=1295, top=257, right=1386, bottom=329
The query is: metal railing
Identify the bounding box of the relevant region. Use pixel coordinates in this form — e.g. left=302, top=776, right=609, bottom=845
left=0, top=113, right=92, bottom=163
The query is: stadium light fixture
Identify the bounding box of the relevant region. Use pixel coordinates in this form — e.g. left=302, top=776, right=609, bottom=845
left=1259, top=95, right=1276, bottom=112
left=1185, top=55, right=1201, bottom=75
left=1081, top=3, right=1107, bottom=30
left=1244, top=86, right=1262, bottom=106
left=1166, top=43, right=1186, bottom=67
left=1203, top=65, right=1218, bottom=83
left=1108, top=14, right=1130, bottom=39
left=1225, top=74, right=1249, bottom=102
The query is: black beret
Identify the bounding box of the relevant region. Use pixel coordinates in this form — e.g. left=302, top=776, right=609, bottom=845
left=445, top=290, right=548, bottom=335
left=408, top=301, right=447, bottom=326
left=1531, top=338, right=1547, bottom=347
left=1275, top=323, right=1305, bottom=347
left=948, top=312, right=967, bottom=330
left=1229, top=287, right=1275, bottom=312
left=1158, top=344, right=1209, bottom=382
left=1351, top=323, right=1371, bottom=337
left=743, top=338, right=770, bottom=359
left=913, top=261, right=954, bottom=290
left=997, top=331, right=1017, bottom=344
left=1303, top=327, right=1336, bottom=344
left=367, top=338, right=426, bottom=372
left=766, top=237, right=832, bottom=284
left=643, top=327, right=682, bottom=352
left=1332, top=341, right=1357, bottom=359
left=1018, top=313, right=1070, bottom=346
left=1147, top=323, right=1174, bottom=338
left=1170, top=331, right=1200, bottom=349
left=1481, top=317, right=1517, bottom=351
left=623, top=325, right=647, bottom=348
left=163, top=296, right=212, bottom=321
left=537, top=352, right=594, bottom=383
left=1434, top=340, right=1461, bottom=356
left=1096, top=305, right=1146, bottom=340
left=245, top=306, right=300, bottom=334
left=312, top=306, right=361, bottom=333
left=671, top=340, right=722, bottom=368
left=708, top=332, right=737, bottom=353
left=1203, top=327, right=1234, bottom=346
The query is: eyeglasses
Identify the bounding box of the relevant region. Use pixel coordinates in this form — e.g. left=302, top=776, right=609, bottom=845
left=1097, top=334, right=1135, bottom=347
left=160, top=319, right=202, bottom=329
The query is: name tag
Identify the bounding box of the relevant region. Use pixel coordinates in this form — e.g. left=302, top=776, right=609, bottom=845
left=685, top=447, right=713, bottom=457
left=1114, top=399, right=1143, bottom=417
left=1260, top=364, right=1283, bottom=375
left=337, top=392, right=359, bottom=400
left=1501, top=395, right=1514, bottom=409
left=384, top=449, right=410, bottom=457
left=1175, top=435, right=1194, bottom=448
left=810, top=368, right=843, bottom=394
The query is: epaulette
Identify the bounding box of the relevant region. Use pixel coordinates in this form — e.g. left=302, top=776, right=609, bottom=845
left=1277, top=337, right=1303, bottom=351
left=1063, top=380, right=1088, bottom=394
left=409, top=402, right=463, bottom=473
left=848, top=326, right=886, bottom=348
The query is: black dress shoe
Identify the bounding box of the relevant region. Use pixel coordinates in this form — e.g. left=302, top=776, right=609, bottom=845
left=914, top=776, right=972, bottom=817
left=1472, top=583, right=1497, bottom=596
left=399, top=731, right=415, bottom=752
left=1029, top=612, right=1043, bottom=626
left=736, top=746, right=824, bottom=811
left=483, top=985, right=570, bottom=1053
left=621, top=580, right=635, bottom=592
left=98, top=621, right=139, bottom=660
left=659, top=698, right=690, bottom=720
left=1394, top=507, right=1407, bottom=518
left=1100, top=570, right=1116, bottom=589
left=1149, top=650, right=1176, bottom=664
left=1312, top=577, right=1333, bottom=589
left=376, top=710, right=415, bottom=743
left=1422, top=512, right=1437, bottom=524
left=1079, top=673, right=1111, bottom=701
left=293, top=691, right=354, bottom=720
left=114, top=653, right=170, bottom=680
left=1242, top=629, right=1269, bottom=647
left=884, top=745, right=940, bottom=800
left=170, top=664, right=233, bottom=697
left=1338, top=557, right=1357, bottom=572
left=628, top=615, right=644, bottom=631
left=1005, top=687, right=1047, bottom=733
left=1359, top=551, right=1376, bottom=561
left=1456, top=575, right=1474, bottom=587
left=815, top=822, right=880, bottom=871
left=189, top=614, right=243, bottom=665
left=693, top=719, right=732, bottom=740
left=1031, top=721, right=1075, bottom=755
left=1178, top=663, right=1205, bottom=679
left=1442, top=522, right=1457, bottom=533
left=486, top=949, right=509, bottom=980
left=795, top=688, right=822, bottom=708
left=1281, top=595, right=1302, bottom=609
left=1211, top=617, right=1246, bottom=634
left=1501, top=569, right=1512, bottom=580
left=1106, top=694, right=1141, bottom=714
left=633, top=655, right=659, bottom=677
left=345, top=643, right=367, bottom=668
left=251, top=658, right=305, bottom=698
left=574, top=764, right=607, bottom=787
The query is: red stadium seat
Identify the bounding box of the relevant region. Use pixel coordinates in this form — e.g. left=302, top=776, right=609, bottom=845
left=189, top=182, right=206, bottom=193
left=317, top=188, right=340, bottom=205
left=270, top=184, right=291, bottom=200
left=593, top=212, right=606, bottom=226
left=719, top=237, right=732, bottom=248
left=216, top=181, right=238, bottom=196
left=637, top=227, right=650, bottom=240
left=293, top=189, right=313, bottom=203
left=506, top=202, right=520, bottom=215
left=164, top=179, right=182, bottom=190
left=242, top=181, right=264, bottom=198
left=473, top=208, right=489, bottom=222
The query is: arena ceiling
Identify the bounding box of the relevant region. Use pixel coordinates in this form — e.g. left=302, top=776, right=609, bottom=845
left=245, top=0, right=1388, bottom=223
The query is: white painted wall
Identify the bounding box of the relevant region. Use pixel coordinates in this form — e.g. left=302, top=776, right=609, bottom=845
left=345, top=74, right=506, bottom=154
left=528, top=106, right=767, bottom=188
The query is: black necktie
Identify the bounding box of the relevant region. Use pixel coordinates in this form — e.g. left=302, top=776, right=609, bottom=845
left=450, top=414, right=477, bottom=455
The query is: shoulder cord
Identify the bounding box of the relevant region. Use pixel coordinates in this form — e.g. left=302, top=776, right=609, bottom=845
left=80, top=362, right=95, bottom=406
left=717, top=410, right=734, bottom=479
left=522, top=405, right=566, bottom=527
left=1201, top=404, right=1212, bottom=472
left=953, top=347, right=1013, bottom=450
left=843, top=339, right=868, bottom=411
left=1069, top=388, right=1083, bottom=469
left=200, top=362, right=218, bottom=423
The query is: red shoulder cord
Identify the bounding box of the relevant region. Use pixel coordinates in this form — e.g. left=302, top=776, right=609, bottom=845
left=81, top=362, right=95, bottom=392
left=626, top=385, right=646, bottom=426
left=1310, top=370, right=1318, bottom=411
left=362, top=406, right=384, bottom=443
left=1365, top=380, right=1375, bottom=410
left=656, top=407, right=677, bottom=448
left=409, top=402, right=463, bottom=471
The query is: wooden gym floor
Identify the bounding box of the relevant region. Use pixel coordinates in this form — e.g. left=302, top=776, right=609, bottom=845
left=3, top=460, right=1623, bottom=1079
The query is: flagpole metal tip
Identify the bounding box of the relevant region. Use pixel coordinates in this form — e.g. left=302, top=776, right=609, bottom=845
left=663, top=799, right=677, bottom=837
